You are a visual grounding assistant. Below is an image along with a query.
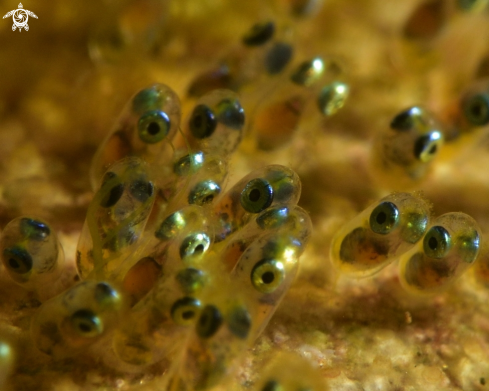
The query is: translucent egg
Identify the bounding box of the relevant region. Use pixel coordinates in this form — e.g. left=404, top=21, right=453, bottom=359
left=168, top=278, right=254, bottom=391
left=218, top=205, right=311, bottom=271
left=399, top=212, right=480, bottom=295
left=330, top=192, right=431, bottom=278
left=231, top=230, right=310, bottom=338
left=31, top=281, right=125, bottom=358
left=187, top=20, right=294, bottom=97
left=113, top=206, right=211, bottom=366
left=370, top=106, right=444, bottom=189
left=77, top=158, right=155, bottom=280
left=182, top=89, right=245, bottom=157
left=90, top=83, right=181, bottom=189
left=0, top=217, right=69, bottom=299
left=247, top=57, right=348, bottom=150
left=213, top=165, right=302, bottom=240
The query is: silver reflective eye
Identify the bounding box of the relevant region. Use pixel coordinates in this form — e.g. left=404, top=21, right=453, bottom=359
left=188, top=180, right=221, bottom=205
left=390, top=107, right=422, bottom=131
left=317, top=82, right=349, bottom=116
left=291, top=57, right=324, bottom=87
left=173, top=152, right=205, bottom=176
left=179, top=233, right=211, bottom=261
left=155, top=211, right=187, bottom=240
left=413, top=131, right=443, bottom=163
left=70, top=309, right=103, bottom=338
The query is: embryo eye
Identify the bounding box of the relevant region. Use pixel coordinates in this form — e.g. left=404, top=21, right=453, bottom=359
left=242, top=21, right=275, bottom=46
left=423, top=226, right=451, bottom=259
left=241, top=178, right=274, bottom=213
left=137, top=110, right=171, bottom=144
left=70, top=310, right=103, bottom=338
left=251, top=259, right=285, bottom=294
left=369, top=201, right=400, bottom=235
left=462, top=93, right=489, bottom=126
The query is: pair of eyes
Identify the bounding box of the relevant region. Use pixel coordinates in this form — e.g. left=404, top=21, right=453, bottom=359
left=241, top=21, right=293, bottom=75
left=369, top=201, right=428, bottom=244
left=155, top=211, right=212, bottom=246
left=99, top=172, right=154, bottom=208
left=196, top=304, right=251, bottom=340
left=66, top=282, right=119, bottom=338
left=186, top=175, right=276, bottom=212
left=170, top=297, right=252, bottom=340
left=188, top=100, right=245, bottom=140
left=177, top=233, right=286, bottom=294
left=2, top=218, right=52, bottom=275
left=421, top=226, right=479, bottom=261
left=389, top=108, right=443, bottom=163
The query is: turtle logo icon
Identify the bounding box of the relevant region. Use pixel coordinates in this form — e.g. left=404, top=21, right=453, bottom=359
left=3, top=3, right=37, bottom=32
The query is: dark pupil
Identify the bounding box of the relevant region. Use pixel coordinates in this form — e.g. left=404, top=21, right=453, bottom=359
left=249, top=188, right=261, bottom=202
left=471, top=101, right=485, bottom=119
left=265, top=42, right=293, bottom=75
left=100, top=182, right=124, bottom=208
left=182, top=310, right=195, bottom=320
left=4, top=247, right=32, bottom=273
left=376, top=211, right=387, bottom=225
left=190, top=105, right=216, bottom=138
left=429, top=236, right=438, bottom=250
left=414, top=134, right=436, bottom=159
left=147, top=122, right=160, bottom=135
left=262, top=271, right=275, bottom=284
left=95, top=282, right=114, bottom=301
left=390, top=110, right=413, bottom=130
left=200, top=313, right=210, bottom=328
left=196, top=305, right=222, bottom=338
left=194, top=244, right=204, bottom=254
left=130, top=180, right=154, bottom=203
left=193, top=114, right=204, bottom=129
left=9, top=258, right=20, bottom=269
left=79, top=322, right=92, bottom=333
left=203, top=195, right=214, bottom=203
left=243, top=21, right=274, bottom=46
